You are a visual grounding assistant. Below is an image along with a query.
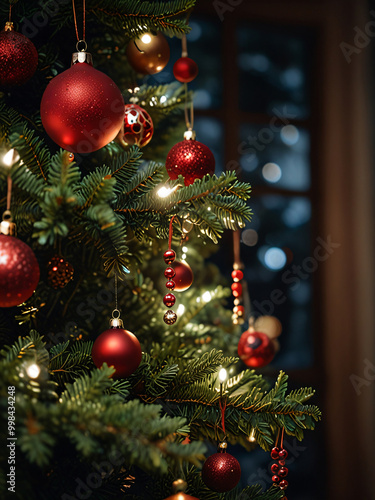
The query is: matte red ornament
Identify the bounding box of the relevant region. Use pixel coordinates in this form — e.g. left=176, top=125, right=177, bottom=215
left=231, top=269, right=243, bottom=282
left=202, top=452, right=241, bottom=492
left=173, top=57, right=198, bottom=83
left=166, top=139, right=215, bottom=186
left=238, top=330, right=276, bottom=368
left=231, top=282, right=242, bottom=297
left=164, top=267, right=176, bottom=279
left=164, top=250, right=176, bottom=264
left=0, top=235, right=40, bottom=307
left=126, top=32, right=170, bottom=75
left=122, top=103, right=154, bottom=147
left=41, top=60, right=125, bottom=153
left=172, top=261, right=193, bottom=292
left=163, top=293, right=176, bottom=307
left=0, top=23, right=38, bottom=87
left=271, top=447, right=280, bottom=459
left=92, top=327, right=142, bottom=378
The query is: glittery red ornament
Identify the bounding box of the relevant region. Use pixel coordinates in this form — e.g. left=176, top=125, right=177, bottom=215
left=92, top=327, right=142, bottom=378
left=126, top=32, right=170, bottom=75
left=0, top=23, right=38, bottom=87
left=202, top=451, right=241, bottom=492
left=166, top=139, right=215, bottom=186
left=173, top=57, right=198, bottom=83
left=0, top=235, right=40, bottom=307
left=122, top=103, right=154, bottom=147
left=40, top=59, right=125, bottom=154
left=172, top=261, right=193, bottom=292
left=238, top=330, right=276, bottom=368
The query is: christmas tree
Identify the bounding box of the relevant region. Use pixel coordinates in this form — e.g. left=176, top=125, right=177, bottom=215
left=0, top=1, right=320, bottom=499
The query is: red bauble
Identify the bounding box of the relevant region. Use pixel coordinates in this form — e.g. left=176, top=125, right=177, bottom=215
left=163, top=293, right=176, bottom=307
left=231, top=282, right=242, bottom=297
left=173, top=57, right=198, bottom=83
left=231, top=269, right=243, bottom=282
left=238, top=330, right=276, bottom=368
left=164, top=267, right=176, bottom=279
left=126, top=32, right=170, bottom=75
left=122, top=104, right=153, bottom=147
left=202, top=452, right=241, bottom=492
left=0, top=235, right=40, bottom=307
left=92, top=327, right=142, bottom=378
left=166, top=139, right=215, bottom=186
left=41, top=61, right=125, bottom=153
left=172, top=261, right=193, bottom=292
left=164, top=250, right=176, bottom=264
left=271, top=447, right=280, bottom=459
left=0, top=23, right=38, bottom=87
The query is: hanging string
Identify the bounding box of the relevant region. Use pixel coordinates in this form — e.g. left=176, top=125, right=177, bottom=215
left=115, top=273, right=118, bottom=312
left=6, top=176, right=12, bottom=211
left=275, top=428, right=281, bottom=448
left=184, top=83, right=194, bottom=131
left=219, top=398, right=227, bottom=436
left=181, top=34, right=188, bottom=57
left=8, top=4, right=12, bottom=23
left=168, top=216, right=176, bottom=251
left=280, top=427, right=284, bottom=448
left=72, top=0, right=86, bottom=42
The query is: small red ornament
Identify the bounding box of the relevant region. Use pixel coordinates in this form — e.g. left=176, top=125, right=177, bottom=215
left=164, top=267, right=176, bottom=279
left=0, top=235, right=40, bottom=307
left=163, top=293, right=176, bottom=307
left=0, top=22, right=38, bottom=87
left=163, top=309, right=177, bottom=325
left=202, top=448, right=241, bottom=493
left=126, top=32, right=170, bottom=75
left=47, top=255, right=74, bottom=289
left=271, top=463, right=280, bottom=474
left=272, top=475, right=281, bottom=484
left=173, top=57, right=198, bottom=83
left=121, top=103, right=154, bottom=147
left=238, top=330, right=276, bottom=368
left=165, top=280, right=175, bottom=290
left=166, top=136, right=215, bottom=186
left=172, top=260, right=193, bottom=292
left=279, top=467, right=288, bottom=478
left=231, top=282, right=242, bottom=297
left=231, top=269, right=243, bottom=282
left=92, top=323, right=142, bottom=378
left=271, top=447, right=280, bottom=460
left=279, top=449, right=288, bottom=459
left=41, top=54, right=125, bottom=154
left=164, top=250, right=176, bottom=265
left=280, top=480, right=289, bottom=490
left=279, top=459, right=286, bottom=466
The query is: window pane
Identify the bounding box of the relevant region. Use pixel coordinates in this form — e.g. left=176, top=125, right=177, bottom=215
left=194, top=117, right=225, bottom=173
left=239, top=123, right=311, bottom=191
left=237, top=25, right=313, bottom=118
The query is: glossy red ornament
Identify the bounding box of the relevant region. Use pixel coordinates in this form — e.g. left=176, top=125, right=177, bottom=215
left=126, top=32, right=170, bottom=75
left=166, top=139, right=215, bottom=186
left=41, top=61, right=125, bottom=153
left=164, top=250, right=176, bottom=265
left=271, top=447, right=280, bottom=459
left=231, top=269, right=243, bottom=282
left=202, top=452, right=241, bottom=492
left=278, top=459, right=286, bottom=466
left=0, top=235, right=40, bottom=307
left=165, top=280, right=175, bottom=290
left=279, top=449, right=288, bottom=459
left=272, top=475, right=281, bottom=484
left=0, top=23, right=38, bottom=87
left=172, top=261, right=193, bottom=292
left=122, top=104, right=153, bottom=147
left=164, top=267, right=176, bottom=279
left=280, top=480, right=289, bottom=490
left=271, top=463, right=280, bottom=474
left=173, top=57, right=198, bottom=83
left=163, top=293, right=176, bottom=307
left=92, top=327, right=142, bottom=378
left=233, top=305, right=244, bottom=316
left=279, top=467, right=288, bottom=478
left=238, top=330, right=276, bottom=368
left=231, top=282, right=242, bottom=297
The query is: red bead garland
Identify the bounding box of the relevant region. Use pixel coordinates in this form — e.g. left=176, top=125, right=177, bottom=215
left=270, top=430, right=289, bottom=495
left=231, top=265, right=245, bottom=325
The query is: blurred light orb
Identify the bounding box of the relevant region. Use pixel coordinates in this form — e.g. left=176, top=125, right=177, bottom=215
left=262, top=163, right=282, bottom=183
left=264, top=247, right=287, bottom=270
left=281, top=125, right=300, bottom=146
left=242, top=229, right=258, bottom=247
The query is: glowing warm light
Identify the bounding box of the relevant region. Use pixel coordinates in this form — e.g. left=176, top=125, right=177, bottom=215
left=141, top=34, right=152, bottom=44
left=218, top=368, right=227, bottom=382
left=264, top=247, right=287, bottom=270
left=157, top=186, right=174, bottom=198
left=262, top=162, right=282, bottom=183
left=3, top=148, right=20, bottom=167
left=176, top=304, right=185, bottom=315
left=248, top=429, right=256, bottom=443
left=160, top=95, right=167, bottom=104
left=202, top=291, right=212, bottom=303
left=181, top=253, right=186, bottom=260
left=182, top=246, right=188, bottom=253
left=26, top=363, right=40, bottom=379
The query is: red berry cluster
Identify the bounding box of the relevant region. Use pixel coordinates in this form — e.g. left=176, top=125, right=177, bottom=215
left=270, top=446, right=289, bottom=496
left=231, top=268, right=244, bottom=325
left=163, top=250, right=177, bottom=325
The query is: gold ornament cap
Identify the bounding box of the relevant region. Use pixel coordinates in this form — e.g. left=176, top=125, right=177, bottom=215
left=183, top=130, right=196, bottom=141
left=4, top=22, right=14, bottom=32
left=1, top=210, right=16, bottom=236
left=217, top=441, right=228, bottom=452
left=71, top=41, right=93, bottom=66
left=172, top=479, right=187, bottom=493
